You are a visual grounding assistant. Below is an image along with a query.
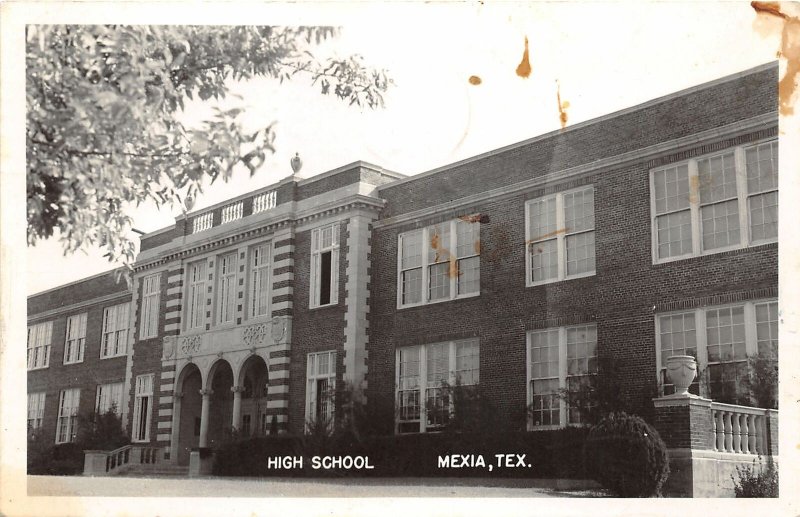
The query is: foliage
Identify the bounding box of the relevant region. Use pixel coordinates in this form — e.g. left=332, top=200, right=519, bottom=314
left=743, top=347, right=779, bottom=409
left=27, top=427, right=85, bottom=476
left=76, top=409, right=130, bottom=451
left=554, top=356, right=623, bottom=427
left=27, top=25, right=392, bottom=267
left=213, top=428, right=592, bottom=479
left=583, top=412, right=670, bottom=497
left=732, top=457, right=778, bottom=497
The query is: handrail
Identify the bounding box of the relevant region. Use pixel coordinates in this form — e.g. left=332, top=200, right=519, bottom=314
left=709, top=403, right=777, bottom=455
left=84, top=444, right=161, bottom=475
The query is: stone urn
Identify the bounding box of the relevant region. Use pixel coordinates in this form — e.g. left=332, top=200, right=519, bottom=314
left=665, top=355, right=697, bottom=395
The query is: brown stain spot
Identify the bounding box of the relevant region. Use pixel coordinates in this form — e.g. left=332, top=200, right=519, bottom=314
left=556, top=81, right=570, bottom=130
left=516, top=36, right=532, bottom=78
left=468, top=75, right=482, bottom=85
left=752, top=1, right=800, bottom=115
left=458, top=214, right=483, bottom=223
left=474, top=239, right=481, bottom=255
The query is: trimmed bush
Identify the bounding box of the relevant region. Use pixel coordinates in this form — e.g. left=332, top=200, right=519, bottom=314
left=212, top=428, right=591, bottom=478
left=584, top=412, right=669, bottom=497
left=732, top=457, right=778, bottom=497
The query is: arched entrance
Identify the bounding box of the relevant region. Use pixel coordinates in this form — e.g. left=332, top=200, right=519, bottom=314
left=238, top=354, right=269, bottom=436
left=206, top=359, right=234, bottom=449
left=175, top=363, right=202, bottom=466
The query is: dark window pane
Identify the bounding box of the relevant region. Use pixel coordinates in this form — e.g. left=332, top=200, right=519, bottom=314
left=320, top=251, right=332, bottom=305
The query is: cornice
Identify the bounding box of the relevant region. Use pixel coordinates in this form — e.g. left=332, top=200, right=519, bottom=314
left=373, top=112, right=777, bottom=230
left=133, top=196, right=384, bottom=271
left=28, top=290, right=131, bottom=322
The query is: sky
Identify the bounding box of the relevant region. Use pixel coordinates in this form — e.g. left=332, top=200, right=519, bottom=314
left=23, top=1, right=783, bottom=295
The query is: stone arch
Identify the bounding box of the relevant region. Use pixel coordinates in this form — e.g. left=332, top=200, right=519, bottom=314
left=236, top=353, right=270, bottom=435
left=174, top=362, right=202, bottom=466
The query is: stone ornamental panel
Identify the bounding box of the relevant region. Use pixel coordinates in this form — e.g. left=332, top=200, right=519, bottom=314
left=179, top=335, right=202, bottom=355
left=243, top=322, right=269, bottom=347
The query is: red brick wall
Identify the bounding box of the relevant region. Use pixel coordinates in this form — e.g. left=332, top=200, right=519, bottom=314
left=368, top=75, right=778, bottom=433
left=287, top=220, right=349, bottom=434
left=27, top=292, right=130, bottom=444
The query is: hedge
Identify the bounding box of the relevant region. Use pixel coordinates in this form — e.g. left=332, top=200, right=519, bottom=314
left=213, top=427, right=590, bottom=478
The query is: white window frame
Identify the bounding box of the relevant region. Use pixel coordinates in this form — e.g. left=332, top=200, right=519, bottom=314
left=216, top=252, right=238, bottom=325
left=654, top=299, right=778, bottom=399
left=95, top=382, right=124, bottom=416
left=27, top=321, right=52, bottom=370
left=310, top=223, right=340, bottom=309
left=305, top=351, right=337, bottom=430
left=139, top=273, right=160, bottom=339
left=396, top=218, right=481, bottom=309
left=28, top=392, right=46, bottom=431
left=63, top=313, right=87, bottom=365
left=649, top=139, right=778, bottom=264
left=248, top=241, right=272, bottom=319
left=525, top=186, right=596, bottom=287
left=132, top=374, right=154, bottom=442
left=184, top=260, right=207, bottom=331
left=395, top=339, right=480, bottom=433
left=101, top=302, right=130, bottom=358
left=56, top=388, right=80, bottom=444
left=526, top=324, right=598, bottom=430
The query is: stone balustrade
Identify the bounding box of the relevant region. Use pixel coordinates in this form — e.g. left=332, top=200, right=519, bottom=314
left=710, top=402, right=770, bottom=455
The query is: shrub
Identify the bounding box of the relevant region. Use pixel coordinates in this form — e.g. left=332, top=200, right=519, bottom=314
left=584, top=412, right=669, bottom=497
left=732, top=457, right=778, bottom=497
left=76, top=409, right=130, bottom=451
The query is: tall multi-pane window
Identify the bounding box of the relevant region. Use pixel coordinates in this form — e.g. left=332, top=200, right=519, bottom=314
left=101, top=302, right=130, bottom=358
left=27, top=321, right=52, bottom=370
left=96, top=382, right=124, bottom=415
left=655, top=299, right=778, bottom=405
left=185, top=261, right=206, bottom=330
left=397, top=217, right=481, bottom=308
left=56, top=388, right=80, bottom=444
left=746, top=141, right=779, bottom=242
left=63, top=313, right=87, bottom=364
left=650, top=139, right=778, bottom=262
left=28, top=392, right=46, bottom=431
left=139, top=274, right=160, bottom=339
left=396, top=339, right=480, bottom=433
left=217, top=253, right=237, bottom=324
left=310, top=224, right=340, bottom=308
left=526, top=187, right=595, bottom=285
left=249, top=243, right=271, bottom=318
left=132, top=374, right=153, bottom=442
left=306, top=351, right=336, bottom=430
left=527, top=324, right=597, bottom=429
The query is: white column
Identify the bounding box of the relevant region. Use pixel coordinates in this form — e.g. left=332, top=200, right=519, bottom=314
left=231, top=386, right=243, bottom=431
left=170, top=391, right=183, bottom=461
left=198, top=389, right=213, bottom=447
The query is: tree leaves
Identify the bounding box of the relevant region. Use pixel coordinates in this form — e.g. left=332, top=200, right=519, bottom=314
left=26, top=25, right=392, bottom=267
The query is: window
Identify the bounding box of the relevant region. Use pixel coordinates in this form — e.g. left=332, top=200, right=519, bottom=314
left=306, top=351, right=336, bottom=429
left=526, top=187, right=595, bottom=285
left=63, top=313, right=87, bottom=364
left=185, top=261, right=206, bottom=330
left=139, top=274, right=160, bottom=339
left=132, top=374, right=153, bottom=442
left=396, top=339, right=480, bottom=433
left=655, top=299, right=778, bottom=404
left=56, top=388, right=80, bottom=444
left=650, top=140, right=778, bottom=262
left=217, top=253, right=237, bottom=324
left=527, top=324, right=597, bottom=429
left=249, top=242, right=272, bottom=318
left=96, top=382, right=124, bottom=415
left=27, top=321, right=52, bottom=370
left=101, top=302, right=130, bottom=358
left=310, top=224, right=340, bottom=308
left=398, top=218, right=481, bottom=308
left=28, top=392, right=45, bottom=431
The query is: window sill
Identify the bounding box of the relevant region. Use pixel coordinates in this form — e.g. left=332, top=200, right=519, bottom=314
left=652, top=240, right=778, bottom=266
left=100, top=354, right=127, bottom=360
left=62, top=361, right=84, bottom=366
left=397, top=291, right=480, bottom=310
left=27, top=366, right=49, bottom=371
left=308, top=302, right=340, bottom=311
left=526, top=272, right=596, bottom=288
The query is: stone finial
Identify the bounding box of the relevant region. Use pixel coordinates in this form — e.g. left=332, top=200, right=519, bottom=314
left=290, top=152, right=303, bottom=175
